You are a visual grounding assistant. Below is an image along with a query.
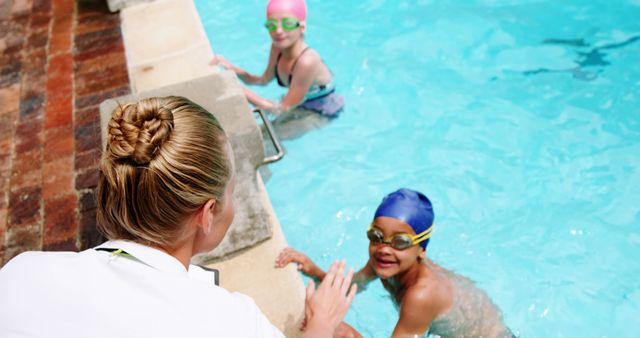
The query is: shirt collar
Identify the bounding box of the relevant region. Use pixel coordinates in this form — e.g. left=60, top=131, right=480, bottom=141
left=96, top=240, right=188, bottom=275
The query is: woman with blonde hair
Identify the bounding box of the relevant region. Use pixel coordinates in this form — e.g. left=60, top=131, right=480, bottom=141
left=0, top=96, right=355, bottom=338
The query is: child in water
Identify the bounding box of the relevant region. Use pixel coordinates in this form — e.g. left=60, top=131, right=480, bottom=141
left=276, top=188, right=514, bottom=338
left=210, top=0, right=344, bottom=119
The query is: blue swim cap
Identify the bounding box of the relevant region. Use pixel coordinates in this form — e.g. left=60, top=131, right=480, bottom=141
left=374, top=188, right=434, bottom=249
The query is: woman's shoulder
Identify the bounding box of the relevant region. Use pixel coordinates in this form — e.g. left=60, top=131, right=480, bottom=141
left=2, top=250, right=78, bottom=271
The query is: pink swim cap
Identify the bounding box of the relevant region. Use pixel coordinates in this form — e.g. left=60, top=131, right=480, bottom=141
left=266, top=0, right=307, bottom=21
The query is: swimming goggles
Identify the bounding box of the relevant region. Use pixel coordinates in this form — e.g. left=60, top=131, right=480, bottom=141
left=366, top=224, right=433, bottom=250
left=265, top=17, right=301, bottom=32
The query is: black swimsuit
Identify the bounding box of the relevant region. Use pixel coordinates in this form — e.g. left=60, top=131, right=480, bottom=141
left=275, top=47, right=310, bottom=87
left=273, top=47, right=343, bottom=117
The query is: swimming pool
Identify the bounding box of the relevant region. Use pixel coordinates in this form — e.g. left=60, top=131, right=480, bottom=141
left=196, top=1, right=640, bottom=336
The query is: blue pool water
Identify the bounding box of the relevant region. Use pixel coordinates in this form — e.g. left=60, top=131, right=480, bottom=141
left=196, top=1, right=640, bottom=336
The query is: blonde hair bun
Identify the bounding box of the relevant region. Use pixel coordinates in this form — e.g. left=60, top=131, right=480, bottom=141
left=98, top=96, right=231, bottom=247
left=107, top=97, right=174, bottom=165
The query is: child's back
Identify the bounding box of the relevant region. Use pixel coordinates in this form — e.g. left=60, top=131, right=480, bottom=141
left=427, top=260, right=513, bottom=338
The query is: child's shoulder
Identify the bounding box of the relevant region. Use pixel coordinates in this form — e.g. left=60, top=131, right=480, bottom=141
left=296, top=48, right=323, bottom=68
left=409, top=264, right=454, bottom=307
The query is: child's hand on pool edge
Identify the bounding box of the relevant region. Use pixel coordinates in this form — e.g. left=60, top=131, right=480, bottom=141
left=209, top=55, right=236, bottom=72
left=275, top=247, right=326, bottom=279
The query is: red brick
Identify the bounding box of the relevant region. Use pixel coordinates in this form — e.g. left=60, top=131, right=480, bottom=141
left=77, top=0, right=109, bottom=15
left=75, top=168, right=98, bottom=190
left=0, top=18, right=9, bottom=35
left=78, top=207, right=103, bottom=249
left=0, top=167, right=10, bottom=201
left=52, top=0, right=74, bottom=17
left=28, top=14, right=51, bottom=35
left=74, top=105, right=99, bottom=127
left=76, top=65, right=129, bottom=97
left=20, top=69, right=45, bottom=96
left=49, top=18, right=73, bottom=56
left=0, top=2, right=10, bottom=20
left=0, top=110, right=17, bottom=139
left=9, top=168, right=40, bottom=192
left=44, top=124, right=74, bottom=161
left=0, top=49, right=23, bottom=67
left=74, top=85, right=129, bottom=110
left=43, top=237, right=77, bottom=251
left=21, top=48, right=47, bottom=74
left=0, top=139, right=12, bottom=159
left=31, top=0, right=51, bottom=15
left=0, top=27, right=25, bottom=55
left=10, top=0, right=33, bottom=18
left=7, top=186, right=41, bottom=228
left=45, top=54, right=73, bottom=128
left=14, top=117, right=43, bottom=152
left=76, top=12, right=119, bottom=34
left=43, top=156, right=74, bottom=199
left=3, top=225, right=41, bottom=263
left=0, top=62, right=21, bottom=87
left=74, top=119, right=100, bottom=153
left=74, top=51, right=126, bottom=76
left=74, top=41, right=124, bottom=63
left=0, top=84, right=21, bottom=115
left=74, top=26, right=122, bottom=54
left=0, top=154, right=10, bottom=172
left=26, top=31, right=48, bottom=49
left=11, top=148, right=41, bottom=174
left=0, top=207, right=6, bottom=245
left=78, top=189, right=96, bottom=212
left=43, top=193, right=77, bottom=245
left=44, top=92, right=73, bottom=128
left=47, top=53, right=73, bottom=81
left=75, top=148, right=101, bottom=171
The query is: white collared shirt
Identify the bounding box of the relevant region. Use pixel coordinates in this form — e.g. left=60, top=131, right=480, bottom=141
left=0, top=240, right=284, bottom=338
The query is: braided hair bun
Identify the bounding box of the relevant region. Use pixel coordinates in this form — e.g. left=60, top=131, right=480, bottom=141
left=107, top=97, right=174, bottom=165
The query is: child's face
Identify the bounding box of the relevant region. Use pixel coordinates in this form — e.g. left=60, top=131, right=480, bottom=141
left=367, top=216, right=425, bottom=279
left=267, top=12, right=305, bottom=49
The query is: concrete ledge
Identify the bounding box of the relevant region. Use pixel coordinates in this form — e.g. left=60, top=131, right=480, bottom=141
left=119, top=0, right=217, bottom=92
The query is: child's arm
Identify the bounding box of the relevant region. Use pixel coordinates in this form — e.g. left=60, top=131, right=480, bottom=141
left=240, top=49, right=320, bottom=115
left=275, top=248, right=377, bottom=291
left=275, top=247, right=326, bottom=282
left=210, top=46, right=278, bottom=85
left=391, top=286, right=440, bottom=338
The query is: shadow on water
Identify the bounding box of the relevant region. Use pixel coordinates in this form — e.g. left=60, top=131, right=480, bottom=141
left=522, top=35, right=640, bottom=81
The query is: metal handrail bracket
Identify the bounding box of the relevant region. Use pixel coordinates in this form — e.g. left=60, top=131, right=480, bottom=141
left=253, top=108, right=285, bottom=165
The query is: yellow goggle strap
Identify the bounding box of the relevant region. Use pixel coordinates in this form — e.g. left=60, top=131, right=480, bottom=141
left=411, top=224, right=435, bottom=244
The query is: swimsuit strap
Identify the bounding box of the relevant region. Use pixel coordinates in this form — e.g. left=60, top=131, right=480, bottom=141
left=275, top=47, right=311, bottom=87
left=288, top=46, right=310, bottom=84
left=275, top=52, right=286, bottom=87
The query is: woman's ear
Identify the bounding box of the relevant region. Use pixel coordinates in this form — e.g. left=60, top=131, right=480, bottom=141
left=200, top=199, right=217, bottom=235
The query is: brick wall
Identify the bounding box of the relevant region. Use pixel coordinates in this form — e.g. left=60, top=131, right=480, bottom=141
left=0, top=0, right=131, bottom=266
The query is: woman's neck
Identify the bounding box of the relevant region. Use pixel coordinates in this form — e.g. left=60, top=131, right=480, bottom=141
left=151, top=240, right=195, bottom=270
